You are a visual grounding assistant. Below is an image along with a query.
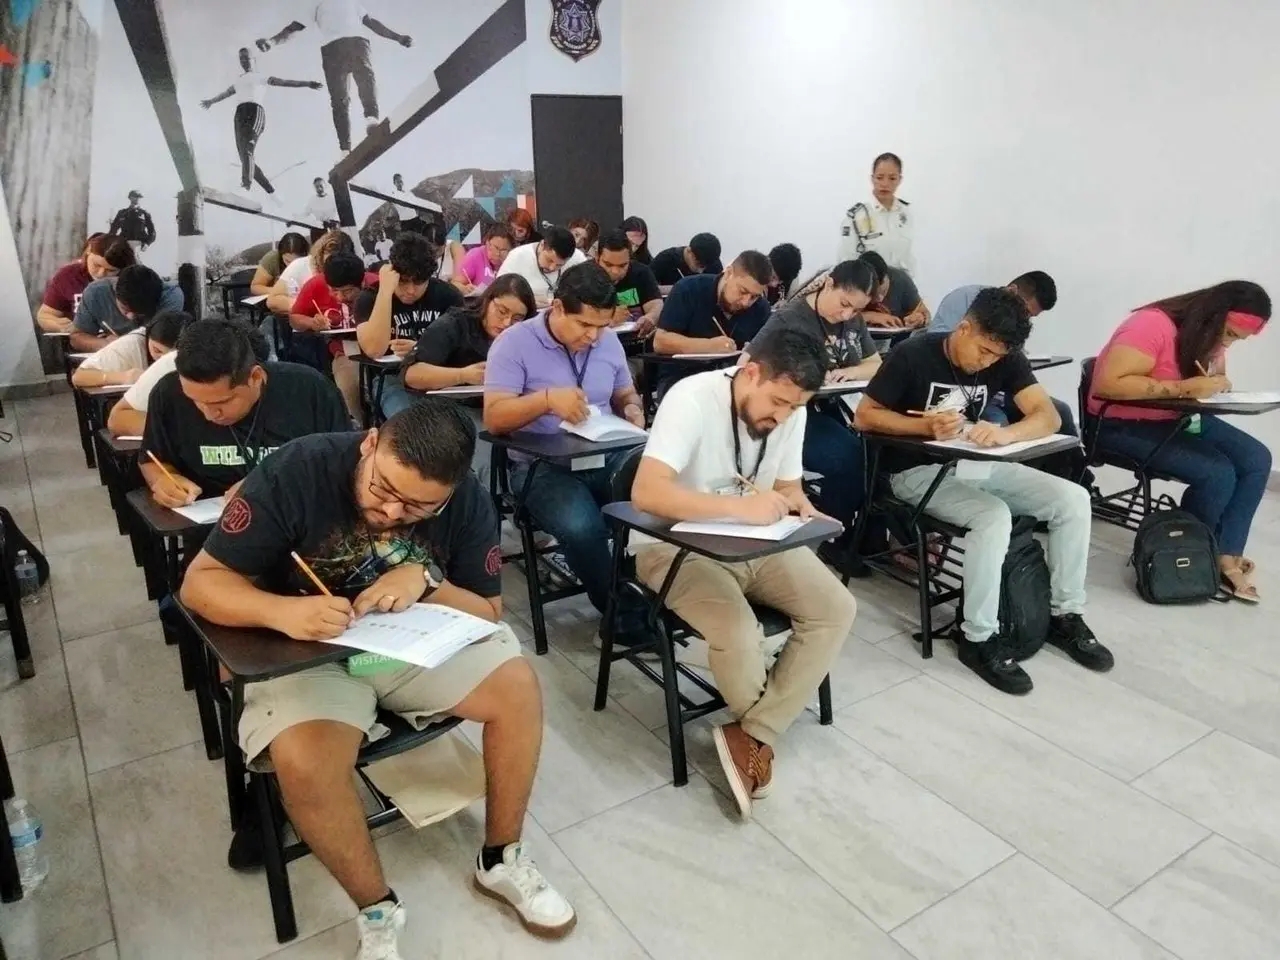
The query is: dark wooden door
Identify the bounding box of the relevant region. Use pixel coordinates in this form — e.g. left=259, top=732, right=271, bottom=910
left=531, top=94, right=623, bottom=232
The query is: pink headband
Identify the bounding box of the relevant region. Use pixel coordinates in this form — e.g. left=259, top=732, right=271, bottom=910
left=1227, top=311, right=1267, bottom=334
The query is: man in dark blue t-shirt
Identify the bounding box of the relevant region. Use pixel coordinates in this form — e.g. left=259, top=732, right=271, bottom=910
left=652, top=250, right=772, bottom=394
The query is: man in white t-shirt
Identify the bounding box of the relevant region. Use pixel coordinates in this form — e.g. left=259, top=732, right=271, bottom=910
left=496, top=226, right=587, bottom=307
left=631, top=327, right=857, bottom=819
left=304, top=177, right=339, bottom=228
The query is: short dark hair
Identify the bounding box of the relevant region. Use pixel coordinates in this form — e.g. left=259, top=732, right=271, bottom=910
left=555, top=261, right=617, bottom=313
left=731, top=250, right=773, bottom=286
left=690, top=233, right=722, bottom=272
left=313, top=177, right=324, bottom=185
left=597, top=230, right=631, bottom=255
left=856, top=250, right=889, bottom=287
left=277, top=232, right=310, bottom=260
left=114, top=265, right=166, bottom=317
left=389, top=232, right=436, bottom=282
left=828, top=259, right=877, bottom=295
left=767, top=243, right=802, bottom=287
left=175, top=318, right=261, bottom=386
left=85, top=234, right=136, bottom=270
left=1010, top=271, right=1057, bottom=312
left=872, top=152, right=903, bottom=171
left=749, top=326, right=825, bottom=392
left=482, top=222, right=514, bottom=245
left=380, top=398, right=476, bottom=487
left=965, top=287, right=1032, bottom=349
left=145, top=310, right=191, bottom=349
left=323, top=253, right=365, bottom=288
left=543, top=226, right=577, bottom=260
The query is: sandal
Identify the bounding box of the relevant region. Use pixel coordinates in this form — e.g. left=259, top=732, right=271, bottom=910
left=1220, top=566, right=1261, bottom=604
left=1239, top=557, right=1256, bottom=576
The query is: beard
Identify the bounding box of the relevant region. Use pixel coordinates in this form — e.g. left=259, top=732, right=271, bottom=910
left=744, top=417, right=775, bottom=441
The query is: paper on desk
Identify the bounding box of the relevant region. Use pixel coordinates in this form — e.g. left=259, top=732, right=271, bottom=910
left=1025, top=354, right=1052, bottom=362
left=375, top=354, right=403, bottom=364
left=336, top=604, right=500, bottom=670
left=90, top=383, right=131, bottom=393
left=673, top=351, right=741, bottom=360
left=171, top=496, right=226, bottom=524
left=612, top=320, right=639, bottom=334
left=560, top=407, right=647, bottom=443
left=924, top=432, right=1076, bottom=457
left=240, top=294, right=268, bottom=306
left=670, top=516, right=810, bottom=541
left=1200, top=391, right=1280, bottom=405
left=818, top=379, right=869, bottom=393
left=426, top=385, right=484, bottom=396
left=115, top=435, right=143, bottom=441
left=364, top=733, right=485, bottom=829
left=68, top=352, right=95, bottom=360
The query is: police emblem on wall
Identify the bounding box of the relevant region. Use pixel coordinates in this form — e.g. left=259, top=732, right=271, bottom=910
left=550, top=0, right=602, bottom=61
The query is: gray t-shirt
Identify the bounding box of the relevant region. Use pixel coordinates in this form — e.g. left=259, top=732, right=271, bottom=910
left=750, top=295, right=877, bottom=371
left=73, top=277, right=184, bottom=336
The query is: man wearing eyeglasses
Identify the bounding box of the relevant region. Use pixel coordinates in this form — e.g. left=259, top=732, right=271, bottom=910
left=181, top=399, right=577, bottom=955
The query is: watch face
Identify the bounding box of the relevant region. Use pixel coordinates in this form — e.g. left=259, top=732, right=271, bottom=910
left=426, top=561, right=445, bottom=587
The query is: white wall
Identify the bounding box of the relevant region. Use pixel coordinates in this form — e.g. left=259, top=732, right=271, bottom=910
left=622, top=0, right=1280, bottom=456
left=0, top=183, right=45, bottom=389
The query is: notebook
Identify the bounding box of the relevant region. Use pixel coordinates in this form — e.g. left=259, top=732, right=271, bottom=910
left=335, top=604, right=501, bottom=670
left=171, top=497, right=226, bottom=524
left=670, top=516, right=810, bottom=541
left=560, top=408, right=648, bottom=443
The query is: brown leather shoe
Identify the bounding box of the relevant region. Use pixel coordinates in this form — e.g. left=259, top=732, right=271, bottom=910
left=712, top=722, right=771, bottom=818
left=751, top=742, right=774, bottom=800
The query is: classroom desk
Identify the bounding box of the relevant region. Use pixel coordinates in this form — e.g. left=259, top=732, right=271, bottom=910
left=75, top=384, right=129, bottom=470
left=93, top=429, right=141, bottom=537
left=854, top=431, right=1082, bottom=657
left=598, top=502, right=842, bottom=783
left=481, top=429, right=649, bottom=653
left=1110, top=397, right=1280, bottom=417
left=634, top=350, right=740, bottom=419
left=812, top=379, right=869, bottom=400
left=351, top=353, right=402, bottom=426
left=1028, top=355, right=1073, bottom=373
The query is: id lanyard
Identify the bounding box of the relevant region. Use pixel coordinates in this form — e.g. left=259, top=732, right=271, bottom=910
left=547, top=320, right=591, bottom=388
left=729, top=372, right=767, bottom=490
left=537, top=260, right=560, bottom=299
left=226, top=399, right=265, bottom=473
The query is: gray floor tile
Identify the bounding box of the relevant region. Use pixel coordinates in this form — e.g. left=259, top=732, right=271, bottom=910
left=1114, top=836, right=1280, bottom=960
left=65, top=943, right=118, bottom=960
left=837, top=677, right=1208, bottom=905
left=0, top=598, right=77, bottom=755
left=554, top=777, right=913, bottom=960
left=64, top=621, right=204, bottom=773
left=49, top=540, right=158, bottom=642
left=893, top=854, right=1175, bottom=960
left=752, top=722, right=1013, bottom=930
left=1134, top=731, right=1280, bottom=867
left=90, top=742, right=353, bottom=960
left=875, top=630, right=1210, bottom=781
left=0, top=739, right=113, bottom=960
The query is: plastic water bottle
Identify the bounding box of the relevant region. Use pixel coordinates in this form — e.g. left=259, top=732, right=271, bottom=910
left=14, top=550, right=39, bottom=606
left=5, top=797, right=49, bottom=893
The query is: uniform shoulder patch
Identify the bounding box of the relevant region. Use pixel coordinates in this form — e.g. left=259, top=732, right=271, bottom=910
left=484, top=545, right=502, bottom=576
left=220, top=496, right=252, bottom=534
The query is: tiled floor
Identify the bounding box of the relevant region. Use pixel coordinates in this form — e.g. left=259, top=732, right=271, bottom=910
left=3, top=392, right=1280, bottom=960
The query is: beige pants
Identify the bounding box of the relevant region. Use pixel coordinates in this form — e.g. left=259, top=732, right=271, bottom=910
left=634, top=546, right=856, bottom=745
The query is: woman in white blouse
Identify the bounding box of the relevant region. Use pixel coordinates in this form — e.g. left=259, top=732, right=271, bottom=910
left=72, top=311, right=191, bottom=437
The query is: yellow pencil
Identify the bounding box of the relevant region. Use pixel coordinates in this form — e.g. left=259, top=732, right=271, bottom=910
left=144, top=450, right=179, bottom=485
left=290, top=551, right=333, bottom=597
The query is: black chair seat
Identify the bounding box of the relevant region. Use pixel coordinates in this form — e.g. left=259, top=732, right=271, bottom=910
left=750, top=602, right=791, bottom=637
left=357, top=711, right=462, bottom=766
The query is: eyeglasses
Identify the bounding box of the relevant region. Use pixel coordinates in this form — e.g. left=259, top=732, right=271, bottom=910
left=489, top=300, right=525, bottom=324
left=367, top=453, right=451, bottom=518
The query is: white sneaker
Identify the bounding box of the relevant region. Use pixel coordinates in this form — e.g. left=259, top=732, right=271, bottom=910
left=473, top=843, right=576, bottom=939
left=355, top=899, right=406, bottom=960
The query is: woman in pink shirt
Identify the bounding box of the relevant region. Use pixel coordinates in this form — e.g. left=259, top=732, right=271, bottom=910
left=450, top=222, right=514, bottom=295
left=1090, top=280, right=1271, bottom=601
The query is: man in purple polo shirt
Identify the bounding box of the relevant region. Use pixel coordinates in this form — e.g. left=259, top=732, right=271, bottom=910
left=484, top=262, right=651, bottom=648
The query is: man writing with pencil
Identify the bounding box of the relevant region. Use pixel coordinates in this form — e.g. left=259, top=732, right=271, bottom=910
left=180, top=399, right=577, bottom=957
left=853, top=287, right=1112, bottom=695
left=651, top=250, right=774, bottom=397
left=631, top=327, right=857, bottom=819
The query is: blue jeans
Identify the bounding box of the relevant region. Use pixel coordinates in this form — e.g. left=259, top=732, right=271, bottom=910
left=510, top=450, right=643, bottom=627
left=1097, top=416, right=1271, bottom=555
left=380, top=378, right=413, bottom=418
left=802, top=408, right=865, bottom=528
left=983, top=394, right=1078, bottom=437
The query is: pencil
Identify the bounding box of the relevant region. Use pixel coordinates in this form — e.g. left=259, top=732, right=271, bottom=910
left=144, top=450, right=179, bottom=485
left=1196, top=360, right=1210, bottom=376
left=290, top=551, right=333, bottom=597
left=712, top=313, right=730, bottom=340
left=734, top=473, right=761, bottom=494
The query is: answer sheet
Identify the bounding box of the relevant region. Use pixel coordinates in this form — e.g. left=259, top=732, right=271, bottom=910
left=171, top=497, right=226, bottom=524
left=670, top=516, right=810, bottom=541
left=1200, top=391, right=1280, bottom=405
left=336, top=604, right=500, bottom=670
left=924, top=432, right=1076, bottom=458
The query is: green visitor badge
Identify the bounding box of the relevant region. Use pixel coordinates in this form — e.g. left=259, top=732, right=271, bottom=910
left=346, top=652, right=409, bottom=677
left=1184, top=414, right=1202, bottom=435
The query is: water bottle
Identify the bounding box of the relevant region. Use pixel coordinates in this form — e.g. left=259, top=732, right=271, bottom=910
left=5, top=797, right=49, bottom=893
left=14, top=550, right=39, bottom=606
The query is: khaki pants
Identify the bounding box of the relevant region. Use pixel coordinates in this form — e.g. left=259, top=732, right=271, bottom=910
left=634, top=545, right=856, bottom=745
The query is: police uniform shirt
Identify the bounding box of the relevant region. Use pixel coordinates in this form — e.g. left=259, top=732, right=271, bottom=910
left=836, top=196, right=915, bottom=275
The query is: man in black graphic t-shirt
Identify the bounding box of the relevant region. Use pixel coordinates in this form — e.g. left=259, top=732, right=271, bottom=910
left=180, top=400, right=576, bottom=951
left=595, top=230, right=662, bottom=334
left=140, top=318, right=349, bottom=506
left=354, top=232, right=463, bottom=357
left=854, top=288, right=1111, bottom=696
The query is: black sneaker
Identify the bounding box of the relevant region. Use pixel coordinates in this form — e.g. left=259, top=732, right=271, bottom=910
left=956, top=636, right=1034, bottom=695
left=1047, top=614, right=1114, bottom=672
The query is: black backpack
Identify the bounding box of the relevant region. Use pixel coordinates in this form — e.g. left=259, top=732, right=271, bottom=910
left=998, top=516, right=1052, bottom=661
left=1131, top=508, right=1219, bottom=604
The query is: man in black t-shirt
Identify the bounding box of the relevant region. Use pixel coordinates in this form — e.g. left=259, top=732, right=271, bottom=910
left=854, top=288, right=1111, bottom=695
left=141, top=318, right=349, bottom=507
left=180, top=401, right=576, bottom=952
left=651, top=232, right=722, bottom=287
left=857, top=251, right=929, bottom=329
left=595, top=230, right=662, bottom=335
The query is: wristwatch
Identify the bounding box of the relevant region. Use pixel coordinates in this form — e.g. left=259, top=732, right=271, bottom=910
left=419, top=561, right=444, bottom=601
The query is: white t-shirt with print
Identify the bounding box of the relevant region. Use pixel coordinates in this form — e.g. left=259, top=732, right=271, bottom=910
left=495, top=242, right=587, bottom=302
left=122, top=349, right=178, bottom=413
left=635, top=368, right=806, bottom=546
left=313, top=0, right=367, bottom=44
left=80, top=329, right=148, bottom=374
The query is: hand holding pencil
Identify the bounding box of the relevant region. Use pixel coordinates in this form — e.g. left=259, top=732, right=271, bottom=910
left=278, top=551, right=355, bottom=641
left=906, top=406, right=967, bottom=440
left=1187, top=360, right=1231, bottom=399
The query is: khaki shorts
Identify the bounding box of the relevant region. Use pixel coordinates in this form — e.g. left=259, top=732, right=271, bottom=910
left=239, top=622, right=522, bottom=769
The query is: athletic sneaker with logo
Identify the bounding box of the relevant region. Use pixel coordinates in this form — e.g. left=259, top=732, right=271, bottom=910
left=356, top=899, right=406, bottom=960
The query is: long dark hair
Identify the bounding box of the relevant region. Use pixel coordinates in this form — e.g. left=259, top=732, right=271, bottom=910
left=466, top=273, right=537, bottom=335
left=1143, top=281, right=1271, bottom=376
left=620, top=216, right=651, bottom=264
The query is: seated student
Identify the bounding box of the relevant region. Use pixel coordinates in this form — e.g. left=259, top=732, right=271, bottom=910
left=922, top=272, right=1073, bottom=434
left=484, top=263, right=650, bottom=647
left=505, top=207, right=541, bottom=246
left=652, top=250, right=773, bottom=395
left=450, top=223, right=515, bottom=295
left=1090, top=280, right=1271, bottom=602
left=857, top=251, right=929, bottom=328
left=38, top=234, right=136, bottom=333
left=268, top=229, right=353, bottom=315
left=854, top=288, right=1112, bottom=695
left=70, top=264, right=184, bottom=352
left=290, top=252, right=372, bottom=415
left=595, top=230, right=662, bottom=335
left=98, top=312, right=201, bottom=439
left=179, top=402, right=575, bottom=955
left=496, top=226, right=587, bottom=307
left=620, top=216, right=653, bottom=265
left=568, top=217, right=600, bottom=256
left=766, top=243, right=803, bottom=304
left=140, top=318, right=349, bottom=507
left=631, top=327, right=857, bottom=817
left=745, top=260, right=880, bottom=558
left=251, top=232, right=309, bottom=297
left=651, top=233, right=722, bottom=287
